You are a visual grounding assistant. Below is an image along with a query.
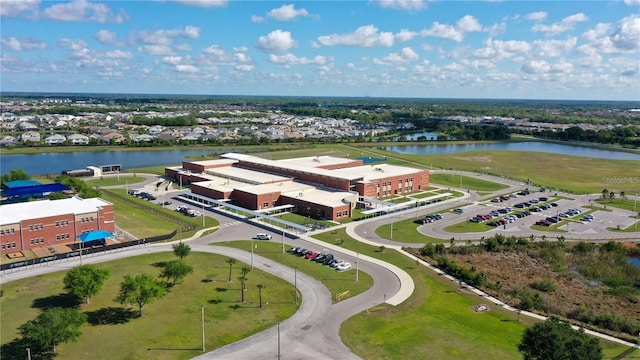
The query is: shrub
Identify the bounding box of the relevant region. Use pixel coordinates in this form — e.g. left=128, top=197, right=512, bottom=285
left=530, top=278, right=558, bottom=292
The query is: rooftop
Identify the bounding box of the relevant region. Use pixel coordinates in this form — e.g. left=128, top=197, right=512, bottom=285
left=1, top=197, right=113, bottom=225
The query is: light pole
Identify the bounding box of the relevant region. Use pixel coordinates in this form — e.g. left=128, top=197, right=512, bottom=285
left=201, top=305, right=205, bottom=352
left=27, top=348, right=31, bottom=360
left=294, top=266, right=298, bottom=304
left=635, top=193, right=638, bottom=231
left=390, top=217, right=394, bottom=240
left=277, top=322, right=281, bottom=360
left=355, top=252, right=359, bottom=282
left=282, top=229, right=285, bottom=253
left=250, top=238, right=254, bottom=269
left=202, top=203, right=205, bottom=228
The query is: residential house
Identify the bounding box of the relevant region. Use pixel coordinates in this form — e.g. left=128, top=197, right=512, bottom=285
left=20, top=131, right=41, bottom=143
left=44, top=134, right=66, bottom=145
left=67, top=134, right=89, bottom=145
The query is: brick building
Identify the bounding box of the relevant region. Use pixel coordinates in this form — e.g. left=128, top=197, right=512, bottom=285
left=165, top=153, right=429, bottom=221
left=0, top=197, right=115, bottom=255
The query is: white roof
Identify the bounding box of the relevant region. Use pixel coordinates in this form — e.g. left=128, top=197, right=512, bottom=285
left=276, top=155, right=357, bottom=168
left=206, top=166, right=291, bottom=185
left=1, top=197, right=112, bottom=225
left=189, top=159, right=237, bottom=167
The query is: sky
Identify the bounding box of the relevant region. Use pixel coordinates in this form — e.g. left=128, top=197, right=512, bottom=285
left=1, top=0, right=639, bottom=101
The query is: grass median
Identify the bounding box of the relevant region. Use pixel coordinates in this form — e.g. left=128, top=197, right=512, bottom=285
left=216, top=240, right=373, bottom=302
left=311, top=229, right=636, bottom=360
left=0, top=251, right=298, bottom=360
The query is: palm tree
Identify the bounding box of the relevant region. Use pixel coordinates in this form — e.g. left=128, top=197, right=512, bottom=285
left=238, top=266, right=251, bottom=303
left=620, top=191, right=626, bottom=201
left=602, top=189, right=609, bottom=200
left=609, top=191, right=615, bottom=202
left=257, top=284, right=265, bottom=308
left=226, top=258, right=236, bottom=282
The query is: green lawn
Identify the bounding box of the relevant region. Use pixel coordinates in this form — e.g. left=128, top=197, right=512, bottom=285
left=84, top=175, right=147, bottom=187
left=312, top=229, right=636, bottom=360
left=216, top=240, right=373, bottom=302
left=0, top=251, right=298, bottom=360
left=430, top=173, right=508, bottom=192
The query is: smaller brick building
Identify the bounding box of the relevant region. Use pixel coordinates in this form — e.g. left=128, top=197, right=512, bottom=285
left=0, top=197, right=115, bottom=255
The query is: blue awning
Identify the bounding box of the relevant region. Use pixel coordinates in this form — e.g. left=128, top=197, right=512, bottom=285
left=3, top=183, right=71, bottom=197
left=77, top=230, right=115, bottom=243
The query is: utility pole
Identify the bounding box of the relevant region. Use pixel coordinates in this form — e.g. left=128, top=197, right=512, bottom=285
left=201, top=305, right=205, bottom=352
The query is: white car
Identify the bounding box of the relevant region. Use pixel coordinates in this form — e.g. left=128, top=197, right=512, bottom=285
left=335, top=262, right=352, bottom=271
left=255, top=233, right=272, bottom=240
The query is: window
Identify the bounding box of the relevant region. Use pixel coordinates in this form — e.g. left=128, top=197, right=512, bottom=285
left=29, top=225, right=33, bottom=231
left=1, top=244, right=5, bottom=250
left=343, top=211, right=348, bottom=216
left=11, top=229, right=15, bottom=234
left=39, top=224, right=43, bottom=229
left=12, top=242, right=16, bottom=248
left=56, top=235, right=61, bottom=241
left=0, top=230, right=4, bottom=235
left=263, top=202, right=269, bottom=208
left=30, top=239, right=34, bottom=245
left=64, top=220, right=69, bottom=226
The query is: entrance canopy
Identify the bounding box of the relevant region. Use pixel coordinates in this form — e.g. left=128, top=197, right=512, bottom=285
left=77, top=230, right=115, bottom=243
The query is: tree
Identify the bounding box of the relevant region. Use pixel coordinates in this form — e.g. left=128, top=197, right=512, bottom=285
left=238, top=266, right=251, bottom=303
left=1, top=169, right=30, bottom=185
left=19, top=307, right=87, bottom=354
left=226, top=258, right=236, bottom=282
left=114, top=273, right=167, bottom=317
left=172, top=242, right=191, bottom=260
left=257, top=284, right=266, bottom=308
left=160, top=260, right=193, bottom=285
left=608, top=191, right=615, bottom=202
left=518, top=317, right=603, bottom=360
left=601, top=189, right=609, bottom=200
left=63, top=265, right=109, bottom=304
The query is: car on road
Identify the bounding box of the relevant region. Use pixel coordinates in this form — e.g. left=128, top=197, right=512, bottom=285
left=255, top=233, right=272, bottom=240
left=453, top=208, right=464, bottom=213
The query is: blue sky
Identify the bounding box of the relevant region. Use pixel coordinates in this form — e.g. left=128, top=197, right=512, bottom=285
left=1, top=0, right=639, bottom=100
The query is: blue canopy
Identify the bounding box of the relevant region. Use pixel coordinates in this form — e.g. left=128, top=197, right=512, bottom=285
left=3, top=183, right=71, bottom=197
left=77, top=230, right=115, bottom=243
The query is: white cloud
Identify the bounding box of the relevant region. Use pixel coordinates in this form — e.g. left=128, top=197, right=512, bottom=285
left=317, top=25, right=395, bottom=47
left=624, top=0, right=640, bottom=5
left=58, top=38, right=88, bottom=50
left=532, top=12, right=588, bottom=35
left=373, top=47, right=419, bottom=65
left=456, top=15, right=482, bottom=32
left=0, top=0, right=40, bottom=17
left=94, top=30, right=117, bottom=44
left=421, top=15, right=483, bottom=42
left=373, top=0, right=428, bottom=11
left=138, top=44, right=174, bottom=55
left=525, top=11, right=547, bottom=21
left=609, top=14, right=640, bottom=52
left=139, top=26, right=200, bottom=47
left=395, top=29, right=417, bottom=42
left=1, top=37, right=47, bottom=51
left=168, top=0, right=227, bottom=7
left=104, top=49, right=132, bottom=59
left=235, top=64, right=255, bottom=71
left=267, top=4, right=309, bottom=21
left=163, top=56, right=182, bottom=65
left=251, top=15, right=265, bottom=23
left=175, top=64, right=199, bottom=72
left=268, top=53, right=327, bottom=65
left=521, top=60, right=573, bottom=74
left=472, top=38, right=531, bottom=59
left=582, top=23, right=611, bottom=41
left=256, top=30, right=296, bottom=53
left=533, top=37, right=577, bottom=57
left=40, top=0, right=128, bottom=23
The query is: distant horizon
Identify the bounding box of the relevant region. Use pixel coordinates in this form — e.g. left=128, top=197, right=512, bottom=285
left=1, top=1, right=638, bottom=101
left=1, top=91, right=639, bottom=105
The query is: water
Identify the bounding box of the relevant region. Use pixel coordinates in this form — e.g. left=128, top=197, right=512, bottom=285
left=629, top=257, right=640, bottom=270
left=1, top=141, right=638, bottom=176
left=385, top=141, right=640, bottom=160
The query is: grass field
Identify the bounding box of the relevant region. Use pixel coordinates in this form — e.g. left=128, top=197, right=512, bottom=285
left=312, top=229, right=637, bottom=360
left=0, top=251, right=298, bottom=360
left=430, top=173, right=508, bottom=192
left=84, top=175, right=147, bottom=187
left=217, top=241, right=373, bottom=302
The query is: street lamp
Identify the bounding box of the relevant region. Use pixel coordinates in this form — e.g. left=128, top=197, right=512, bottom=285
left=281, top=229, right=285, bottom=253
left=250, top=238, right=254, bottom=269
left=277, top=322, right=281, bottom=360
left=294, top=266, right=298, bottom=304
left=355, top=252, right=359, bottom=282
left=635, top=193, right=638, bottom=231
left=201, top=305, right=205, bottom=352
left=390, top=216, right=394, bottom=239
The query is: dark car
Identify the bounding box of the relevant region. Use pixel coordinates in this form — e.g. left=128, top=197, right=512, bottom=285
left=322, top=254, right=335, bottom=265
left=414, top=218, right=429, bottom=225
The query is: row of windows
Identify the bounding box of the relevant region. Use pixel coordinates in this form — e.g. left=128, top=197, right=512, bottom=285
left=55, top=220, right=70, bottom=227
left=1, top=243, right=17, bottom=250
left=30, top=238, right=45, bottom=245
left=335, top=210, right=349, bottom=218
left=0, top=228, right=16, bottom=235
left=80, top=216, right=95, bottom=223
left=29, top=224, right=44, bottom=231
left=57, top=233, right=71, bottom=240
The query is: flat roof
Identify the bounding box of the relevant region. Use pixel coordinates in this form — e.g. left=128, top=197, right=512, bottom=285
left=1, top=197, right=113, bottom=225
left=206, top=166, right=291, bottom=185
left=189, top=159, right=238, bottom=167
left=236, top=181, right=312, bottom=196
left=275, top=155, right=357, bottom=168
left=281, top=187, right=359, bottom=207
left=191, top=177, right=254, bottom=193
left=340, top=164, right=426, bottom=182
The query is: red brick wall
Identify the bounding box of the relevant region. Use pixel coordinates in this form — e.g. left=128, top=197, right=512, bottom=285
left=356, top=170, right=429, bottom=199
left=279, top=196, right=350, bottom=221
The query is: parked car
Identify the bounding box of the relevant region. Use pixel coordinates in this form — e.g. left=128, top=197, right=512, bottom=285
left=305, top=251, right=318, bottom=260
left=336, top=262, right=352, bottom=271
left=255, top=233, right=272, bottom=240
left=453, top=208, right=464, bottom=213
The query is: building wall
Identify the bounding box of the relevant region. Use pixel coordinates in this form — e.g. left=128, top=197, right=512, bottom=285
left=0, top=202, right=115, bottom=255
left=356, top=170, right=430, bottom=199
left=191, top=183, right=231, bottom=200
left=280, top=196, right=351, bottom=221
left=315, top=159, right=363, bottom=170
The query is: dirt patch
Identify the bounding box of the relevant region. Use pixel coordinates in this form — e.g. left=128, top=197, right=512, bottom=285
left=471, top=303, right=490, bottom=313
left=453, top=155, right=493, bottom=163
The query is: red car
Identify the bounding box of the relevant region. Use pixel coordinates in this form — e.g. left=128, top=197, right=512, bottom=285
left=305, top=251, right=318, bottom=260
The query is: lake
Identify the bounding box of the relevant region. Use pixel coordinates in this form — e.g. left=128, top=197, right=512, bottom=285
left=385, top=141, right=640, bottom=160
left=1, top=141, right=639, bottom=175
